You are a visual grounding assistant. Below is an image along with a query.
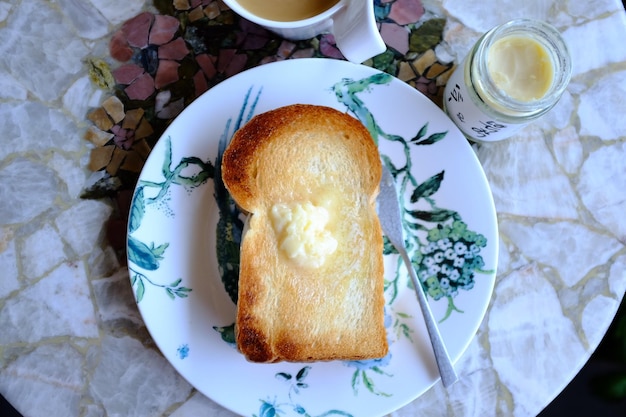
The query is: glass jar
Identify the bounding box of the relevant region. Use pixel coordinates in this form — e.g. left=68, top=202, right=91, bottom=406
left=443, top=19, right=572, bottom=142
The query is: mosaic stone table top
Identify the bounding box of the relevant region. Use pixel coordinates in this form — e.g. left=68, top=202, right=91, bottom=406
left=1, top=1, right=625, bottom=416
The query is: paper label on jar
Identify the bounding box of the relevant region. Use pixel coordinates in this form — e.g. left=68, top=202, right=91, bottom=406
left=444, top=64, right=524, bottom=142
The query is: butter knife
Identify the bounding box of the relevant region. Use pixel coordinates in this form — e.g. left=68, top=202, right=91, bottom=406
left=377, top=164, right=458, bottom=387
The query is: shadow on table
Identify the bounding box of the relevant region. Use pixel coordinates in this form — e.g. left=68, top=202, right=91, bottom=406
left=0, top=394, right=21, bottom=417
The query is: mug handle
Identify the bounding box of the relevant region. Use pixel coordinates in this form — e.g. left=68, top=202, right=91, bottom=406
left=332, top=0, right=386, bottom=63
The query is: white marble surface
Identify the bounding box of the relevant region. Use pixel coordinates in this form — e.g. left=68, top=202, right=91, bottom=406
left=1, top=0, right=625, bottom=416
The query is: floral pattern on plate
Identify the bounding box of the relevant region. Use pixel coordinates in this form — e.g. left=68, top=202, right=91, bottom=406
left=127, top=58, right=497, bottom=417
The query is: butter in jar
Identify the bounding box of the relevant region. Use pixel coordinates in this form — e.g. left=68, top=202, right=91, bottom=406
left=443, top=19, right=572, bottom=142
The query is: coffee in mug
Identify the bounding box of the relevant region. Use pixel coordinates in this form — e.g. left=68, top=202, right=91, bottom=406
left=236, top=0, right=340, bottom=22
left=222, top=0, right=386, bottom=63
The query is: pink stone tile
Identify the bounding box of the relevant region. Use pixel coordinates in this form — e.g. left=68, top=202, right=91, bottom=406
left=122, top=12, right=154, bottom=48
left=380, top=22, right=409, bottom=55
left=109, top=31, right=133, bottom=62
left=190, top=0, right=202, bottom=7
left=290, top=48, right=315, bottom=59
left=158, top=38, right=189, bottom=60
left=114, top=133, right=134, bottom=150
left=415, top=82, right=428, bottom=96
left=427, top=81, right=438, bottom=95
left=217, top=49, right=236, bottom=73
left=193, top=70, right=208, bottom=97
left=112, top=124, right=133, bottom=149
left=242, top=33, right=269, bottom=50
left=157, top=98, right=185, bottom=119
left=277, top=40, right=296, bottom=59
left=388, top=0, right=424, bottom=25
left=260, top=56, right=278, bottom=65
left=224, top=54, right=247, bottom=77
left=149, top=15, right=180, bottom=46
left=239, top=18, right=270, bottom=36
left=154, top=60, right=180, bottom=89
left=196, top=54, right=217, bottom=79
left=110, top=125, right=123, bottom=135
left=112, top=64, right=145, bottom=85
left=319, top=35, right=344, bottom=59
left=124, top=73, right=155, bottom=100
left=234, top=31, right=247, bottom=46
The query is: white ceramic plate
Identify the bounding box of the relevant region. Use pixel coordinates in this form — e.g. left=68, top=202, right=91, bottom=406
left=127, top=58, right=498, bottom=417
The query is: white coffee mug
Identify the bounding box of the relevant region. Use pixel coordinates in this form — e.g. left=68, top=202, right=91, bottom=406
left=221, top=0, right=386, bottom=63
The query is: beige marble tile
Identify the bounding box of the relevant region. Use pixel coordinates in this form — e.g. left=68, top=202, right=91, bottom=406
left=88, top=335, right=193, bottom=416
left=0, top=343, right=85, bottom=417
left=0, top=262, right=98, bottom=343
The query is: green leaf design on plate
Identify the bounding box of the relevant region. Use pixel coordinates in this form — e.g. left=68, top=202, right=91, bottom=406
left=410, top=171, right=444, bottom=202
left=252, top=367, right=354, bottom=417
left=128, top=186, right=145, bottom=234
left=349, top=369, right=392, bottom=398
left=275, top=372, right=292, bottom=381
left=409, top=123, right=447, bottom=146
left=214, top=87, right=262, bottom=305
left=296, top=366, right=310, bottom=382
left=140, top=136, right=214, bottom=209
left=127, top=235, right=160, bottom=271
left=212, top=323, right=236, bottom=345
left=408, top=207, right=458, bottom=223
left=162, top=136, right=173, bottom=178
left=410, top=124, right=447, bottom=145
left=129, top=268, right=193, bottom=304
left=127, top=135, right=213, bottom=302
left=135, top=276, right=145, bottom=303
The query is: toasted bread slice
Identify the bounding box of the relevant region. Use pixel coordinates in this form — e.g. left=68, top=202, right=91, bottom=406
left=221, top=104, right=387, bottom=363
